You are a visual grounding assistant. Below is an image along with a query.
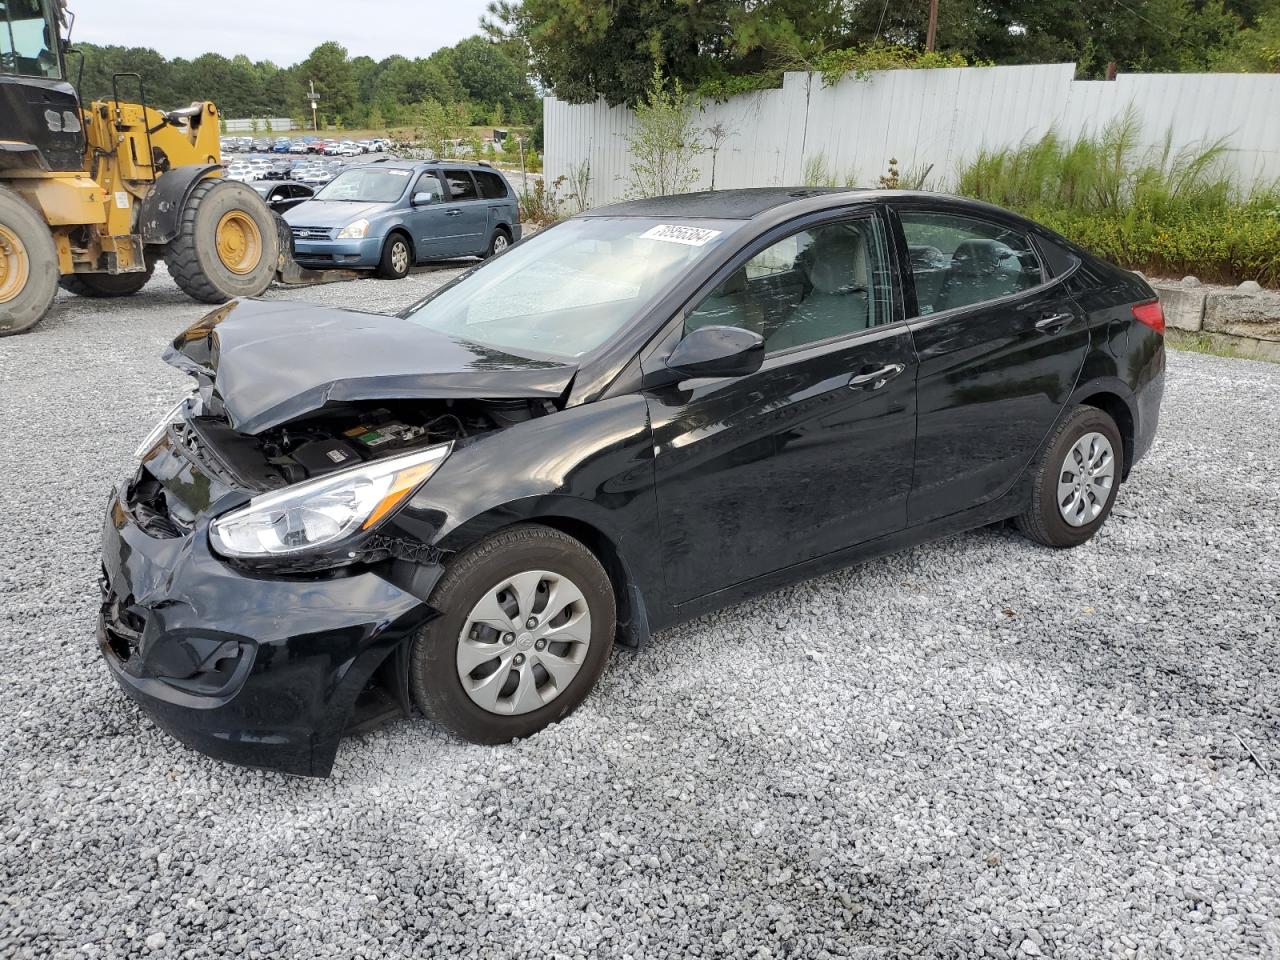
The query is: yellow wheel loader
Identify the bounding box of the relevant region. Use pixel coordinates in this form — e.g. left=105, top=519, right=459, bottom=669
left=0, top=0, right=287, bottom=335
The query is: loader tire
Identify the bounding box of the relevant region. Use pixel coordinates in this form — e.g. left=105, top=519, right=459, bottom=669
left=0, top=186, right=59, bottom=336
left=165, top=178, right=278, bottom=304
left=59, top=261, right=155, bottom=298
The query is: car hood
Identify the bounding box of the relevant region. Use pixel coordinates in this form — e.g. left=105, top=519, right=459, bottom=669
left=284, top=200, right=387, bottom=226
left=164, top=300, right=576, bottom=435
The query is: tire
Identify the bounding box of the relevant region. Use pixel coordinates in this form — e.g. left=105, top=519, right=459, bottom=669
left=59, top=261, right=154, bottom=298
left=410, top=523, right=616, bottom=744
left=376, top=232, right=412, bottom=279
left=0, top=185, right=59, bottom=336
left=1016, top=404, right=1125, bottom=548
left=164, top=178, right=278, bottom=304
left=483, top=227, right=511, bottom=259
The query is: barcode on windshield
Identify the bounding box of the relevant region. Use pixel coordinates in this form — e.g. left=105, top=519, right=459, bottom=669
left=639, top=224, right=722, bottom=247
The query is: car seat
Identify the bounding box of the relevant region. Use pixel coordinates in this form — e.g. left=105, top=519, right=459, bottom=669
left=686, top=268, right=766, bottom=335
left=933, top=239, right=1026, bottom=313
left=766, top=230, right=869, bottom=351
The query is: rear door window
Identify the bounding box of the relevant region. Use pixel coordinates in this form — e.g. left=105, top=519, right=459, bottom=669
left=898, top=210, right=1043, bottom=316
left=475, top=171, right=509, bottom=200
left=444, top=170, right=479, bottom=201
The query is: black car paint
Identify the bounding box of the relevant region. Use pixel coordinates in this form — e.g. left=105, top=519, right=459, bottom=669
left=99, top=189, right=1164, bottom=776
left=165, top=299, right=577, bottom=435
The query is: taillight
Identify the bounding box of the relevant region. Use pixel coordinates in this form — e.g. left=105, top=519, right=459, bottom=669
left=1132, top=300, right=1165, bottom=335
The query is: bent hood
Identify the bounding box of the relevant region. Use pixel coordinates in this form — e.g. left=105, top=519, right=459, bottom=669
left=164, top=299, right=576, bottom=435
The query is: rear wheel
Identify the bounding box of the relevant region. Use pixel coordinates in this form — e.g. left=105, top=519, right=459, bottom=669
left=165, top=178, right=278, bottom=304
left=59, top=261, right=155, bottom=298
left=410, top=524, right=615, bottom=744
left=376, top=232, right=412, bottom=279
left=1016, top=405, right=1124, bottom=548
left=0, top=186, right=59, bottom=336
left=483, top=227, right=511, bottom=259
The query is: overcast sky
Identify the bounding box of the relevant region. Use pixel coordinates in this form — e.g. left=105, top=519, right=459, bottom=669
left=70, top=0, right=495, bottom=64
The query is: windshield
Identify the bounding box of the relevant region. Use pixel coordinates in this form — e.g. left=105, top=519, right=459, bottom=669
left=314, top=167, right=412, bottom=203
left=402, top=217, right=735, bottom=359
left=0, top=0, right=61, bottom=79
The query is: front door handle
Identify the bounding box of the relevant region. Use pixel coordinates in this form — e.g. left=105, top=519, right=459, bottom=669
left=848, top=363, right=905, bottom=390
left=1035, top=312, right=1073, bottom=333
left=445, top=208, right=462, bottom=217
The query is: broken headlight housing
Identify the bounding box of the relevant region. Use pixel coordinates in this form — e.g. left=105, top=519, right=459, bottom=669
left=209, top=443, right=450, bottom=559
left=133, top=396, right=192, bottom=460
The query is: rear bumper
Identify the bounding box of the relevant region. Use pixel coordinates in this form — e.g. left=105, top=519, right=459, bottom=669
left=98, top=486, right=441, bottom=776
left=291, top=235, right=382, bottom=269
left=1131, top=338, right=1166, bottom=468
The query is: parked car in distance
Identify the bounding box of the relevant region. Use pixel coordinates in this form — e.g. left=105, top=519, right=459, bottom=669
left=284, top=161, right=521, bottom=276
left=271, top=138, right=292, bottom=153
left=100, top=187, right=1164, bottom=776
left=252, top=138, right=271, bottom=152
left=288, top=140, right=309, bottom=154
left=250, top=179, right=315, bottom=213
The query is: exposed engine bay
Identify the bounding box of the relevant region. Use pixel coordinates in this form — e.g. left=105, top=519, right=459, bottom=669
left=183, top=396, right=559, bottom=491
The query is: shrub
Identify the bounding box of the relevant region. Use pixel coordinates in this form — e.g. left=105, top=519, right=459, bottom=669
left=956, top=113, right=1280, bottom=286
left=625, top=66, right=704, bottom=199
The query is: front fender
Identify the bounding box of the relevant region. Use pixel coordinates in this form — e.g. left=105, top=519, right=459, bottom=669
left=138, top=164, right=220, bottom=244
left=382, top=394, right=665, bottom=621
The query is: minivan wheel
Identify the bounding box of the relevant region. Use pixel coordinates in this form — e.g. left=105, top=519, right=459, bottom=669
left=410, top=523, right=616, bottom=744
left=1016, top=404, right=1124, bottom=548
left=377, top=233, right=412, bottom=279
left=483, top=228, right=510, bottom=259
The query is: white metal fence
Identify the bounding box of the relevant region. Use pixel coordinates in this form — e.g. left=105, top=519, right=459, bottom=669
left=544, top=64, right=1280, bottom=207
left=222, top=118, right=297, bottom=133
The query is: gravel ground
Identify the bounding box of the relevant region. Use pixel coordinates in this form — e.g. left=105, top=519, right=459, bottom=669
left=1, top=271, right=1278, bottom=960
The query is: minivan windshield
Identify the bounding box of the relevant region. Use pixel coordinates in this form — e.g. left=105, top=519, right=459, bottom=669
left=402, top=217, right=736, bottom=359
left=314, top=167, right=412, bottom=203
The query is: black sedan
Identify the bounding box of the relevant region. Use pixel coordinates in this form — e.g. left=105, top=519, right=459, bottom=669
left=99, top=188, right=1165, bottom=776
left=250, top=179, right=314, bottom=213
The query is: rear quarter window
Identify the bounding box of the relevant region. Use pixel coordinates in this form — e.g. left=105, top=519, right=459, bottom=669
left=475, top=171, right=510, bottom=200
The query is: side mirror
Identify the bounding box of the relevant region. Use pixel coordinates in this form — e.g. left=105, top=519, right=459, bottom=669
left=412, top=191, right=435, bottom=206
left=666, top=325, right=764, bottom=380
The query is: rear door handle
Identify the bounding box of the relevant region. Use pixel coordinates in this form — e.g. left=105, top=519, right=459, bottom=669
left=445, top=209, right=462, bottom=217
left=1035, top=312, right=1073, bottom=333
left=848, top=363, right=905, bottom=390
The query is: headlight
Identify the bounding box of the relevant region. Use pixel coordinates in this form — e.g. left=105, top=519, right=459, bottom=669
left=209, top=443, right=450, bottom=559
left=336, top=219, right=370, bottom=239
left=134, top=396, right=190, bottom=459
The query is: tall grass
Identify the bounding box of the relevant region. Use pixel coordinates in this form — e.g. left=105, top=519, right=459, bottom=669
left=956, top=112, right=1280, bottom=286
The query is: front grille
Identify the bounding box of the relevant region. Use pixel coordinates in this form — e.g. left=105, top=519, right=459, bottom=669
left=290, top=226, right=334, bottom=240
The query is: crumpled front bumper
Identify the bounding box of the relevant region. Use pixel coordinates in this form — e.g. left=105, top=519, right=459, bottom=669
left=290, top=235, right=382, bottom=269
left=98, top=486, right=440, bottom=777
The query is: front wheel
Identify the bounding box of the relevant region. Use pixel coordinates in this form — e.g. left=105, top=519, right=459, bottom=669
left=0, top=186, right=59, bottom=336
left=1016, top=405, right=1124, bottom=548
left=376, top=233, right=412, bottom=279
left=165, top=178, right=278, bottom=304
left=410, top=524, right=616, bottom=744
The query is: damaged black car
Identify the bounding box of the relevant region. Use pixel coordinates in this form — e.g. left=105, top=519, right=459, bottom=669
left=100, top=188, right=1165, bottom=776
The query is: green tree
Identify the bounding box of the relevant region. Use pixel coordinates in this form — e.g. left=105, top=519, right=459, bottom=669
left=625, top=66, right=705, bottom=197
left=300, top=42, right=357, bottom=121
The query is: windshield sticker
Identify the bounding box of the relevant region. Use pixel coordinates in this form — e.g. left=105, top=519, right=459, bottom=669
left=639, top=224, right=722, bottom=247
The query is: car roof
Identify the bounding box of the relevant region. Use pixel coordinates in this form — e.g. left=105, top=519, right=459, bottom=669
left=587, top=187, right=867, bottom=220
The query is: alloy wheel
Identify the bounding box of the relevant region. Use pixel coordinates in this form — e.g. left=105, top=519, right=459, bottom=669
left=492, top=234, right=509, bottom=254
left=1057, top=431, right=1115, bottom=527
left=455, top=569, right=592, bottom=715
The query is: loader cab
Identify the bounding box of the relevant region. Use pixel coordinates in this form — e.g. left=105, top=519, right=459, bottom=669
left=0, top=0, right=84, bottom=172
